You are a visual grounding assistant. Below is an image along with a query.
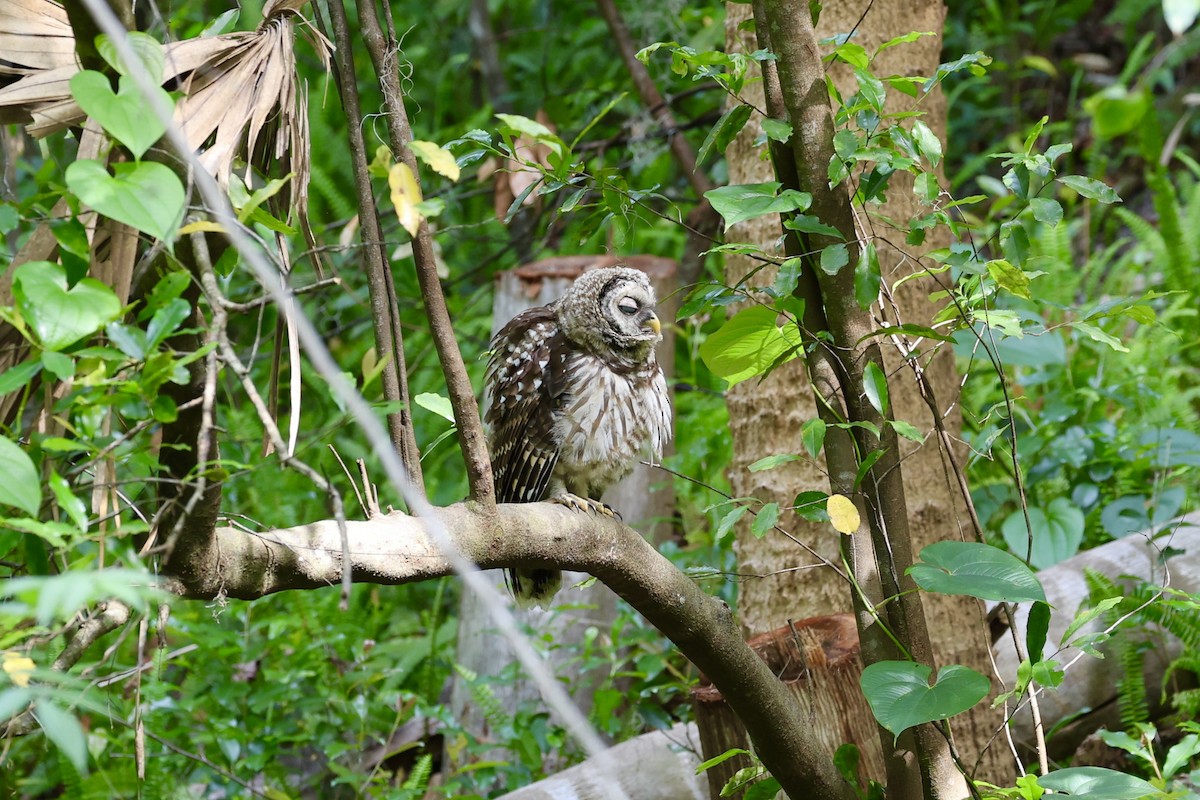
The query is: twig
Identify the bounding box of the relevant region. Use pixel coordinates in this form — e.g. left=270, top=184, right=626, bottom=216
left=594, top=0, right=713, bottom=200
left=354, top=0, right=495, bottom=507
left=320, top=2, right=425, bottom=495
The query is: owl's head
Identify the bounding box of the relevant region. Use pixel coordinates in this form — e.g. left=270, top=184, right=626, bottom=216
left=557, top=267, right=662, bottom=357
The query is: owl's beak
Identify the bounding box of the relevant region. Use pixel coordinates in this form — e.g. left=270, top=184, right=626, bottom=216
left=644, top=313, right=661, bottom=335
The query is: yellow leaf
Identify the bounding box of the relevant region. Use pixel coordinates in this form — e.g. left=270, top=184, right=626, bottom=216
left=177, top=220, right=227, bottom=235
left=3, top=652, right=35, bottom=687
left=388, top=162, right=423, bottom=237
left=827, top=494, right=861, bottom=534
left=408, top=140, right=460, bottom=182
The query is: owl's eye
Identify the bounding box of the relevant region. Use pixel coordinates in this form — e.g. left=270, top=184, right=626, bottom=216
left=617, top=297, right=640, bottom=315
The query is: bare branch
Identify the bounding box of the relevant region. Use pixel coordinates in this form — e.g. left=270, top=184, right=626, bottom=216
left=322, top=2, right=425, bottom=494
left=354, top=0, right=495, bottom=507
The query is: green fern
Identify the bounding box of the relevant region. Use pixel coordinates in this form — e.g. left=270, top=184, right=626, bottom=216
left=400, top=753, right=434, bottom=798
left=453, top=664, right=509, bottom=734
left=1086, top=570, right=1200, bottom=727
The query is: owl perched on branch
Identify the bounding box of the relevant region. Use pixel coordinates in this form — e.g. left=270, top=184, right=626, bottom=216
left=486, top=267, right=673, bottom=608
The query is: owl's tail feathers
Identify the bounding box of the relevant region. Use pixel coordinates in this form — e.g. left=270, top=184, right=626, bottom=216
left=506, top=568, right=562, bottom=610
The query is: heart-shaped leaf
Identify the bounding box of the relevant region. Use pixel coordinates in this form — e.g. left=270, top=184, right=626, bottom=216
left=1001, top=497, right=1085, bottom=569
left=70, top=71, right=172, bottom=159
left=908, top=541, right=1046, bottom=603
left=1038, top=767, right=1160, bottom=799
left=0, top=435, right=41, bottom=516
left=66, top=160, right=184, bottom=242
left=860, top=661, right=990, bottom=738
left=12, top=261, right=121, bottom=352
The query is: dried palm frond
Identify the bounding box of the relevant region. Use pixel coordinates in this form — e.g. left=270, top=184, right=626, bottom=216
left=0, top=0, right=331, bottom=260
left=0, top=0, right=75, bottom=77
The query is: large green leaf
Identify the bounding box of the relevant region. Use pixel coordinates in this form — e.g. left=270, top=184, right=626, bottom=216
left=860, top=661, right=990, bottom=738
left=34, top=701, right=88, bottom=772
left=70, top=71, right=172, bottom=159
left=908, top=541, right=1046, bottom=603
left=65, top=160, right=184, bottom=242
left=704, top=182, right=811, bottom=229
left=699, top=305, right=803, bottom=386
left=1001, top=497, right=1085, bottom=569
left=1037, top=767, right=1162, bottom=799
left=0, top=436, right=41, bottom=516
left=12, top=261, right=121, bottom=352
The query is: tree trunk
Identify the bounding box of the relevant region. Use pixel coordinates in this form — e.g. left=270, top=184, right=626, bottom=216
left=449, top=255, right=677, bottom=777
left=724, top=0, right=1014, bottom=785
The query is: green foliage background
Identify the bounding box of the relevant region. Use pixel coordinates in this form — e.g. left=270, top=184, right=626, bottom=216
left=1, top=0, right=1198, bottom=796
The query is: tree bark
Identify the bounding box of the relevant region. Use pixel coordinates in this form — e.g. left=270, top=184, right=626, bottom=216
left=724, top=0, right=1012, bottom=786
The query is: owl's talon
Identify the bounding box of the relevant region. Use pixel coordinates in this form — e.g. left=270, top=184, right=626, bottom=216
left=551, top=493, right=619, bottom=519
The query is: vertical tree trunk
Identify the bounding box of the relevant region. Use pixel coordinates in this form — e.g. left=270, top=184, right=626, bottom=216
left=724, top=0, right=1014, bottom=785
left=449, top=256, right=677, bottom=777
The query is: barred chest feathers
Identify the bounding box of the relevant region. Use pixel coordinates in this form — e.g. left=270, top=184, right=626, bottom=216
left=552, top=350, right=671, bottom=497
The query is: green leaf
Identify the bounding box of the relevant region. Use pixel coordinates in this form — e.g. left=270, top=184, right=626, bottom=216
left=760, top=118, right=792, bottom=143
left=705, top=182, right=811, bottom=229
left=914, top=172, right=939, bottom=204
left=697, top=104, right=752, bottom=166
left=889, top=420, right=924, bottom=443
left=414, top=392, right=456, bottom=423
left=854, top=449, right=885, bottom=489
left=783, top=214, right=845, bottom=239
left=66, top=160, right=185, bottom=242
left=1001, top=498, right=1085, bottom=569
left=1029, top=197, right=1063, bottom=227
left=911, top=120, right=942, bottom=166
left=744, top=778, right=782, bottom=800
left=700, top=306, right=803, bottom=386
left=987, top=259, right=1032, bottom=300
left=70, top=71, right=172, bottom=159
left=1060, top=597, right=1122, bottom=647
left=0, top=360, right=42, bottom=394
left=751, top=502, right=780, bottom=538
left=1057, top=175, right=1120, bottom=204
left=0, top=436, right=41, bottom=516
left=1025, top=601, right=1051, bottom=663
left=49, top=471, right=88, bottom=534
left=877, top=31, right=933, bottom=52
left=801, top=418, right=826, bottom=459
left=714, top=505, right=748, bottom=543
left=12, top=261, right=122, bottom=352
left=862, top=361, right=889, bottom=415
left=860, top=661, right=990, bottom=738
left=1070, top=321, right=1128, bottom=353
left=748, top=454, right=800, bottom=472
left=1037, top=767, right=1160, bottom=799
left=40, top=350, right=74, bottom=381
left=794, top=491, right=830, bottom=522
left=819, top=243, right=849, bottom=275
left=34, top=701, right=88, bottom=773
left=908, top=541, right=1047, bottom=603
left=695, top=748, right=750, bottom=774
left=854, top=242, right=881, bottom=309
left=97, top=31, right=165, bottom=81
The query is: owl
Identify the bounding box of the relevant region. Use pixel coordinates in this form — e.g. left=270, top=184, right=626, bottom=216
left=486, top=266, right=673, bottom=609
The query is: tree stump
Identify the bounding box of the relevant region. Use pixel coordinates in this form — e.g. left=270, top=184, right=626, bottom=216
left=692, top=614, right=884, bottom=799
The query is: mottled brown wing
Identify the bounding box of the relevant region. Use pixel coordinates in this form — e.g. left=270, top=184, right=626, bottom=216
left=485, top=305, right=569, bottom=503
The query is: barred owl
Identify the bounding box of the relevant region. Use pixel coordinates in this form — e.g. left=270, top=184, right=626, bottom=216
left=486, top=267, right=672, bottom=608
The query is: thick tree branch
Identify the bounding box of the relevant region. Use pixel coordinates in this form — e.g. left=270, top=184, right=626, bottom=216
left=166, top=502, right=853, bottom=800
